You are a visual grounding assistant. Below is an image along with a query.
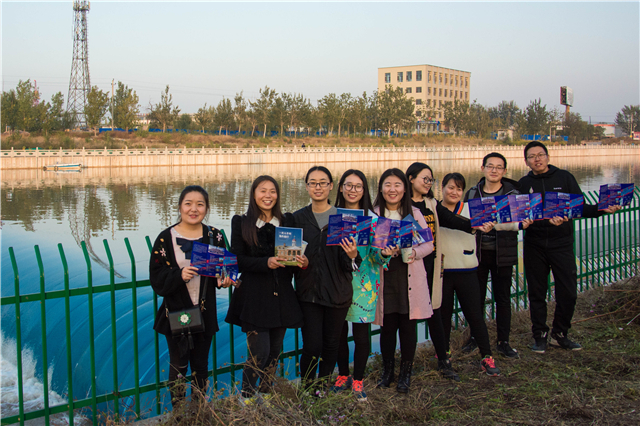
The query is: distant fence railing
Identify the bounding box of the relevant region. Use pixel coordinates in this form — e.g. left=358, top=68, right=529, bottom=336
left=1, top=188, right=638, bottom=425
left=2, top=143, right=639, bottom=159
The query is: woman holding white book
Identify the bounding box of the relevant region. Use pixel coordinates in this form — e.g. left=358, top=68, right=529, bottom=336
left=225, top=175, right=306, bottom=403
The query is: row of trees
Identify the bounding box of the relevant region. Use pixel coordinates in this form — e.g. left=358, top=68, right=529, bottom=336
left=3, top=78, right=639, bottom=143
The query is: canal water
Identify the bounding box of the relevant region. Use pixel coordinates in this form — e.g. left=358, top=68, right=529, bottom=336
left=1, top=155, right=639, bottom=421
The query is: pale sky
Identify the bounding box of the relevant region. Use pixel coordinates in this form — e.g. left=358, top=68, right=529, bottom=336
left=2, top=1, right=639, bottom=123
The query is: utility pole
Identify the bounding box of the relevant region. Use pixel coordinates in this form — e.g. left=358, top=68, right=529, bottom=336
left=66, top=1, right=91, bottom=128
left=111, top=79, right=114, bottom=131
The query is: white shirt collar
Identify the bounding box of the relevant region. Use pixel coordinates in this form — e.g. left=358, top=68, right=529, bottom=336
left=256, top=216, right=280, bottom=228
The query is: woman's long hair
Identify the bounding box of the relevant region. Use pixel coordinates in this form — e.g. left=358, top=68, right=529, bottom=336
left=334, top=169, right=373, bottom=212
left=373, top=168, right=413, bottom=218
left=405, top=162, right=435, bottom=199
left=242, top=175, right=284, bottom=245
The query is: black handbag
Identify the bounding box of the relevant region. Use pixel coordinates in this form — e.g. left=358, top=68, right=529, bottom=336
left=166, top=226, right=215, bottom=342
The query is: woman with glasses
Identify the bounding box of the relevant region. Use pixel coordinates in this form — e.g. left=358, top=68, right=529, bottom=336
left=406, top=162, right=493, bottom=381
left=332, top=169, right=394, bottom=401
left=292, top=166, right=362, bottom=394
left=372, top=168, right=434, bottom=394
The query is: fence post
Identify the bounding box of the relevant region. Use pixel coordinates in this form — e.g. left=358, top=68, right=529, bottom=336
left=124, top=238, right=141, bottom=418
left=103, top=239, right=120, bottom=420
left=34, top=246, right=51, bottom=425
left=8, top=247, right=26, bottom=426
left=57, top=244, right=74, bottom=425
left=80, top=241, right=99, bottom=425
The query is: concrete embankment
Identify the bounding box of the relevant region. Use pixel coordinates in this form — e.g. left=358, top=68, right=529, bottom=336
left=1, top=144, right=638, bottom=170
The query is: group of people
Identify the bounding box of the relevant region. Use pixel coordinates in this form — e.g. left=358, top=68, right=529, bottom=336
left=149, top=141, right=622, bottom=407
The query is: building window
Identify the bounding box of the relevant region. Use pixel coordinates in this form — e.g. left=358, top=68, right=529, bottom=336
left=439, top=88, right=442, bottom=96
left=465, top=92, right=468, bottom=100
left=406, top=87, right=412, bottom=93
left=416, top=110, right=422, bottom=117
left=406, top=71, right=412, bottom=82
left=416, top=99, right=422, bottom=105
left=428, top=71, right=432, bottom=82
left=444, top=89, right=447, bottom=97
left=445, top=75, right=448, bottom=85
left=465, top=77, right=468, bottom=88
left=439, top=100, right=442, bottom=108
left=439, top=112, right=442, bottom=118
left=455, top=90, right=458, bottom=99
left=450, top=74, right=453, bottom=85
left=397, top=72, right=403, bottom=82
left=426, top=99, right=431, bottom=107
left=455, top=76, right=458, bottom=87
left=439, top=73, right=442, bottom=83
left=416, top=87, right=422, bottom=93
left=385, top=73, right=391, bottom=83
left=427, top=87, right=431, bottom=95
left=416, top=71, right=422, bottom=81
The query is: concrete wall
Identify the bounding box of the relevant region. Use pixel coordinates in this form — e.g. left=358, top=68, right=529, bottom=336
left=2, top=144, right=638, bottom=170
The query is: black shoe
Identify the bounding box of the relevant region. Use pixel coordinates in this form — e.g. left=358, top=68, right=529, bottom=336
left=437, top=358, right=461, bottom=382
left=550, top=332, right=582, bottom=351
left=530, top=335, right=548, bottom=354
left=496, top=341, right=519, bottom=358
left=396, top=360, right=413, bottom=393
left=460, top=337, right=478, bottom=354
left=480, top=356, right=500, bottom=377
left=376, top=358, right=395, bottom=388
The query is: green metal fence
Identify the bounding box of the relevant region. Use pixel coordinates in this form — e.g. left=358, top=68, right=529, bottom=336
left=1, top=188, right=638, bottom=425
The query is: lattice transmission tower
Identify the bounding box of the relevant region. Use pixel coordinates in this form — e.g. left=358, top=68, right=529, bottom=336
left=66, top=1, right=91, bottom=128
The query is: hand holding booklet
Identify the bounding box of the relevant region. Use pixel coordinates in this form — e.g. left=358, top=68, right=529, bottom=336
left=275, top=227, right=307, bottom=266
left=468, top=197, right=498, bottom=228
left=327, top=209, right=372, bottom=246
left=190, top=241, right=239, bottom=283
left=543, top=192, right=584, bottom=219
left=402, top=214, right=434, bottom=245
left=371, top=216, right=412, bottom=249
left=598, top=183, right=634, bottom=210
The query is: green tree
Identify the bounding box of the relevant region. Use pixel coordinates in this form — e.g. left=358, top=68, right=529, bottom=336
left=193, top=103, right=212, bottom=133
left=1, top=89, right=19, bottom=132
left=489, top=100, right=520, bottom=129
left=377, top=86, right=415, bottom=137
left=318, top=93, right=340, bottom=135
left=112, top=82, right=140, bottom=132
left=250, top=86, right=276, bottom=137
left=148, top=85, right=180, bottom=132
left=337, top=93, right=353, bottom=136
left=272, top=94, right=287, bottom=137
left=47, top=92, right=66, bottom=132
left=524, top=98, right=550, bottom=136
left=614, top=105, right=640, bottom=136
left=233, top=92, right=247, bottom=135
left=214, top=98, right=234, bottom=135
left=284, top=93, right=306, bottom=138
left=16, top=79, right=39, bottom=131
left=174, top=113, right=193, bottom=132
left=442, top=100, right=470, bottom=135
left=85, top=86, right=110, bottom=136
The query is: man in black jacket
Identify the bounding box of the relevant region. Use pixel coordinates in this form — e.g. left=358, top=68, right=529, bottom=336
left=518, top=142, right=620, bottom=354
left=464, top=152, right=531, bottom=358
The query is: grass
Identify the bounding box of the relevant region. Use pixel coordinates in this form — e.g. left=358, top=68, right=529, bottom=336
left=119, top=275, right=640, bottom=425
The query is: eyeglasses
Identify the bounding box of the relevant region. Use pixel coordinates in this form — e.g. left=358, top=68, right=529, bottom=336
left=484, top=165, right=505, bottom=171
left=421, top=177, right=436, bottom=184
left=526, top=153, right=548, bottom=161
left=306, top=182, right=331, bottom=188
left=343, top=183, right=364, bottom=192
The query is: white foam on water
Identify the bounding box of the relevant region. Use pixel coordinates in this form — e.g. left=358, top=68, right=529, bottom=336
left=0, top=332, right=90, bottom=425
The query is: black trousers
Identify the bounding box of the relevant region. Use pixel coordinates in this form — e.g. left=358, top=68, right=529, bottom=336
left=424, top=256, right=455, bottom=360
left=380, top=313, right=417, bottom=363
left=477, top=249, right=514, bottom=342
left=524, top=241, right=577, bottom=338
left=441, top=270, right=492, bottom=357
left=165, top=333, right=213, bottom=406
left=299, top=302, right=349, bottom=383
left=337, top=322, right=370, bottom=381
left=242, top=327, right=286, bottom=397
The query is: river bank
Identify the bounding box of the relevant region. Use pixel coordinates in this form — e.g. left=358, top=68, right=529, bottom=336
left=2, top=143, right=638, bottom=170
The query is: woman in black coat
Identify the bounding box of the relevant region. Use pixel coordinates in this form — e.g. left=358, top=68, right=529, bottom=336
left=225, top=176, right=305, bottom=400
left=150, top=185, right=232, bottom=407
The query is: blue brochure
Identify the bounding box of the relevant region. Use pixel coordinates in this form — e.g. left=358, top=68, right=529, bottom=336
left=222, top=251, right=239, bottom=283
left=191, top=241, right=225, bottom=277
left=398, top=222, right=413, bottom=249
left=275, top=227, right=305, bottom=266
left=468, top=197, right=498, bottom=228
left=529, top=193, right=544, bottom=220
left=495, top=194, right=533, bottom=224
left=327, top=213, right=371, bottom=246
left=372, top=217, right=412, bottom=249
left=598, top=183, right=635, bottom=210
left=402, top=214, right=434, bottom=245
left=544, top=192, right=583, bottom=219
